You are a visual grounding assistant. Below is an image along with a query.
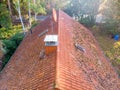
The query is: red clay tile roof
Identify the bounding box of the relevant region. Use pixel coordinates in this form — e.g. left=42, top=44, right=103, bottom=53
left=0, top=10, right=120, bottom=90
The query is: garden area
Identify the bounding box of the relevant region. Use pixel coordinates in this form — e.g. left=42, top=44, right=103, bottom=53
left=91, top=25, right=120, bottom=75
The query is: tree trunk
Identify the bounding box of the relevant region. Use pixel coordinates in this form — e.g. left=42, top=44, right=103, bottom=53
left=35, top=13, right=37, bottom=21
left=17, top=0, right=26, bottom=35
left=33, top=0, right=37, bottom=21
left=28, top=0, right=31, bottom=27
left=7, top=0, right=12, bottom=17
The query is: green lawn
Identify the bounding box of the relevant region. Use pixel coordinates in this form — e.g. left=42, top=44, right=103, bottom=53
left=91, top=26, right=114, bottom=49
left=90, top=26, right=120, bottom=76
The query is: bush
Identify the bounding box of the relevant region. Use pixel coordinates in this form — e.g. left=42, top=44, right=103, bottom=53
left=79, top=16, right=95, bottom=27
left=31, top=21, right=39, bottom=29
left=0, top=25, right=22, bottom=39
left=1, top=33, right=24, bottom=70
left=106, top=41, right=120, bottom=65
left=102, top=19, right=120, bottom=35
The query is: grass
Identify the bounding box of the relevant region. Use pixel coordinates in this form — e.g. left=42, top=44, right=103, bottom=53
left=90, top=26, right=120, bottom=76
left=95, top=34, right=115, bottom=51
left=90, top=26, right=115, bottom=51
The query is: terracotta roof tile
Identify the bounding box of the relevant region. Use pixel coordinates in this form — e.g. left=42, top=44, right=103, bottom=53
left=0, top=10, right=120, bottom=90
left=0, top=14, right=58, bottom=90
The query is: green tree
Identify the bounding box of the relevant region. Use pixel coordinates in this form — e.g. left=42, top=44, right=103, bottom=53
left=14, top=0, right=26, bottom=34
left=101, top=0, right=120, bottom=34
left=28, top=0, right=32, bottom=27
left=31, top=0, right=46, bottom=21
left=7, top=0, right=12, bottom=17
left=64, top=0, right=100, bottom=17
left=64, top=0, right=100, bottom=26
left=1, top=33, right=24, bottom=70
left=0, top=25, right=22, bottom=39
left=0, top=3, right=12, bottom=28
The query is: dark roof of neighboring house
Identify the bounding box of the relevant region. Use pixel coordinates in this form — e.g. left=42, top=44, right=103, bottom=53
left=0, top=10, right=120, bottom=90
left=36, top=15, right=48, bottom=21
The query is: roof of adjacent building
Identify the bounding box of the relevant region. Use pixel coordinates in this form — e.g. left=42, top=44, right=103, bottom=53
left=0, top=10, right=120, bottom=90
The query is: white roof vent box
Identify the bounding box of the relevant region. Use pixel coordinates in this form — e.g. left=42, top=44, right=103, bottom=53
left=44, top=35, right=58, bottom=46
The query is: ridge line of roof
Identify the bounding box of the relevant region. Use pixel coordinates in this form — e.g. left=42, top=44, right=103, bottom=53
left=55, top=9, right=60, bottom=89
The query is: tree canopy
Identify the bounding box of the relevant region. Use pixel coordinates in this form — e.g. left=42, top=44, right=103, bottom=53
left=64, top=0, right=100, bottom=26
left=0, top=3, right=11, bottom=28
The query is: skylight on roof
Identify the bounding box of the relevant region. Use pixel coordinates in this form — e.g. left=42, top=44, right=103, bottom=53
left=44, top=35, right=58, bottom=42
left=38, top=29, right=48, bottom=37
left=44, top=35, right=58, bottom=46
left=75, top=43, right=85, bottom=52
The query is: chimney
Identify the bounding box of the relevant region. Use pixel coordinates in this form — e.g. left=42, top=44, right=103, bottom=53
left=44, top=35, right=58, bottom=55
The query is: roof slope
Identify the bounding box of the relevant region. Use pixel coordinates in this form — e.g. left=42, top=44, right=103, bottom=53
left=56, top=10, right=120, bottom=90
left=0, top=14, right=58, bottom=90
left=0, top=10, right=120, bottom=90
